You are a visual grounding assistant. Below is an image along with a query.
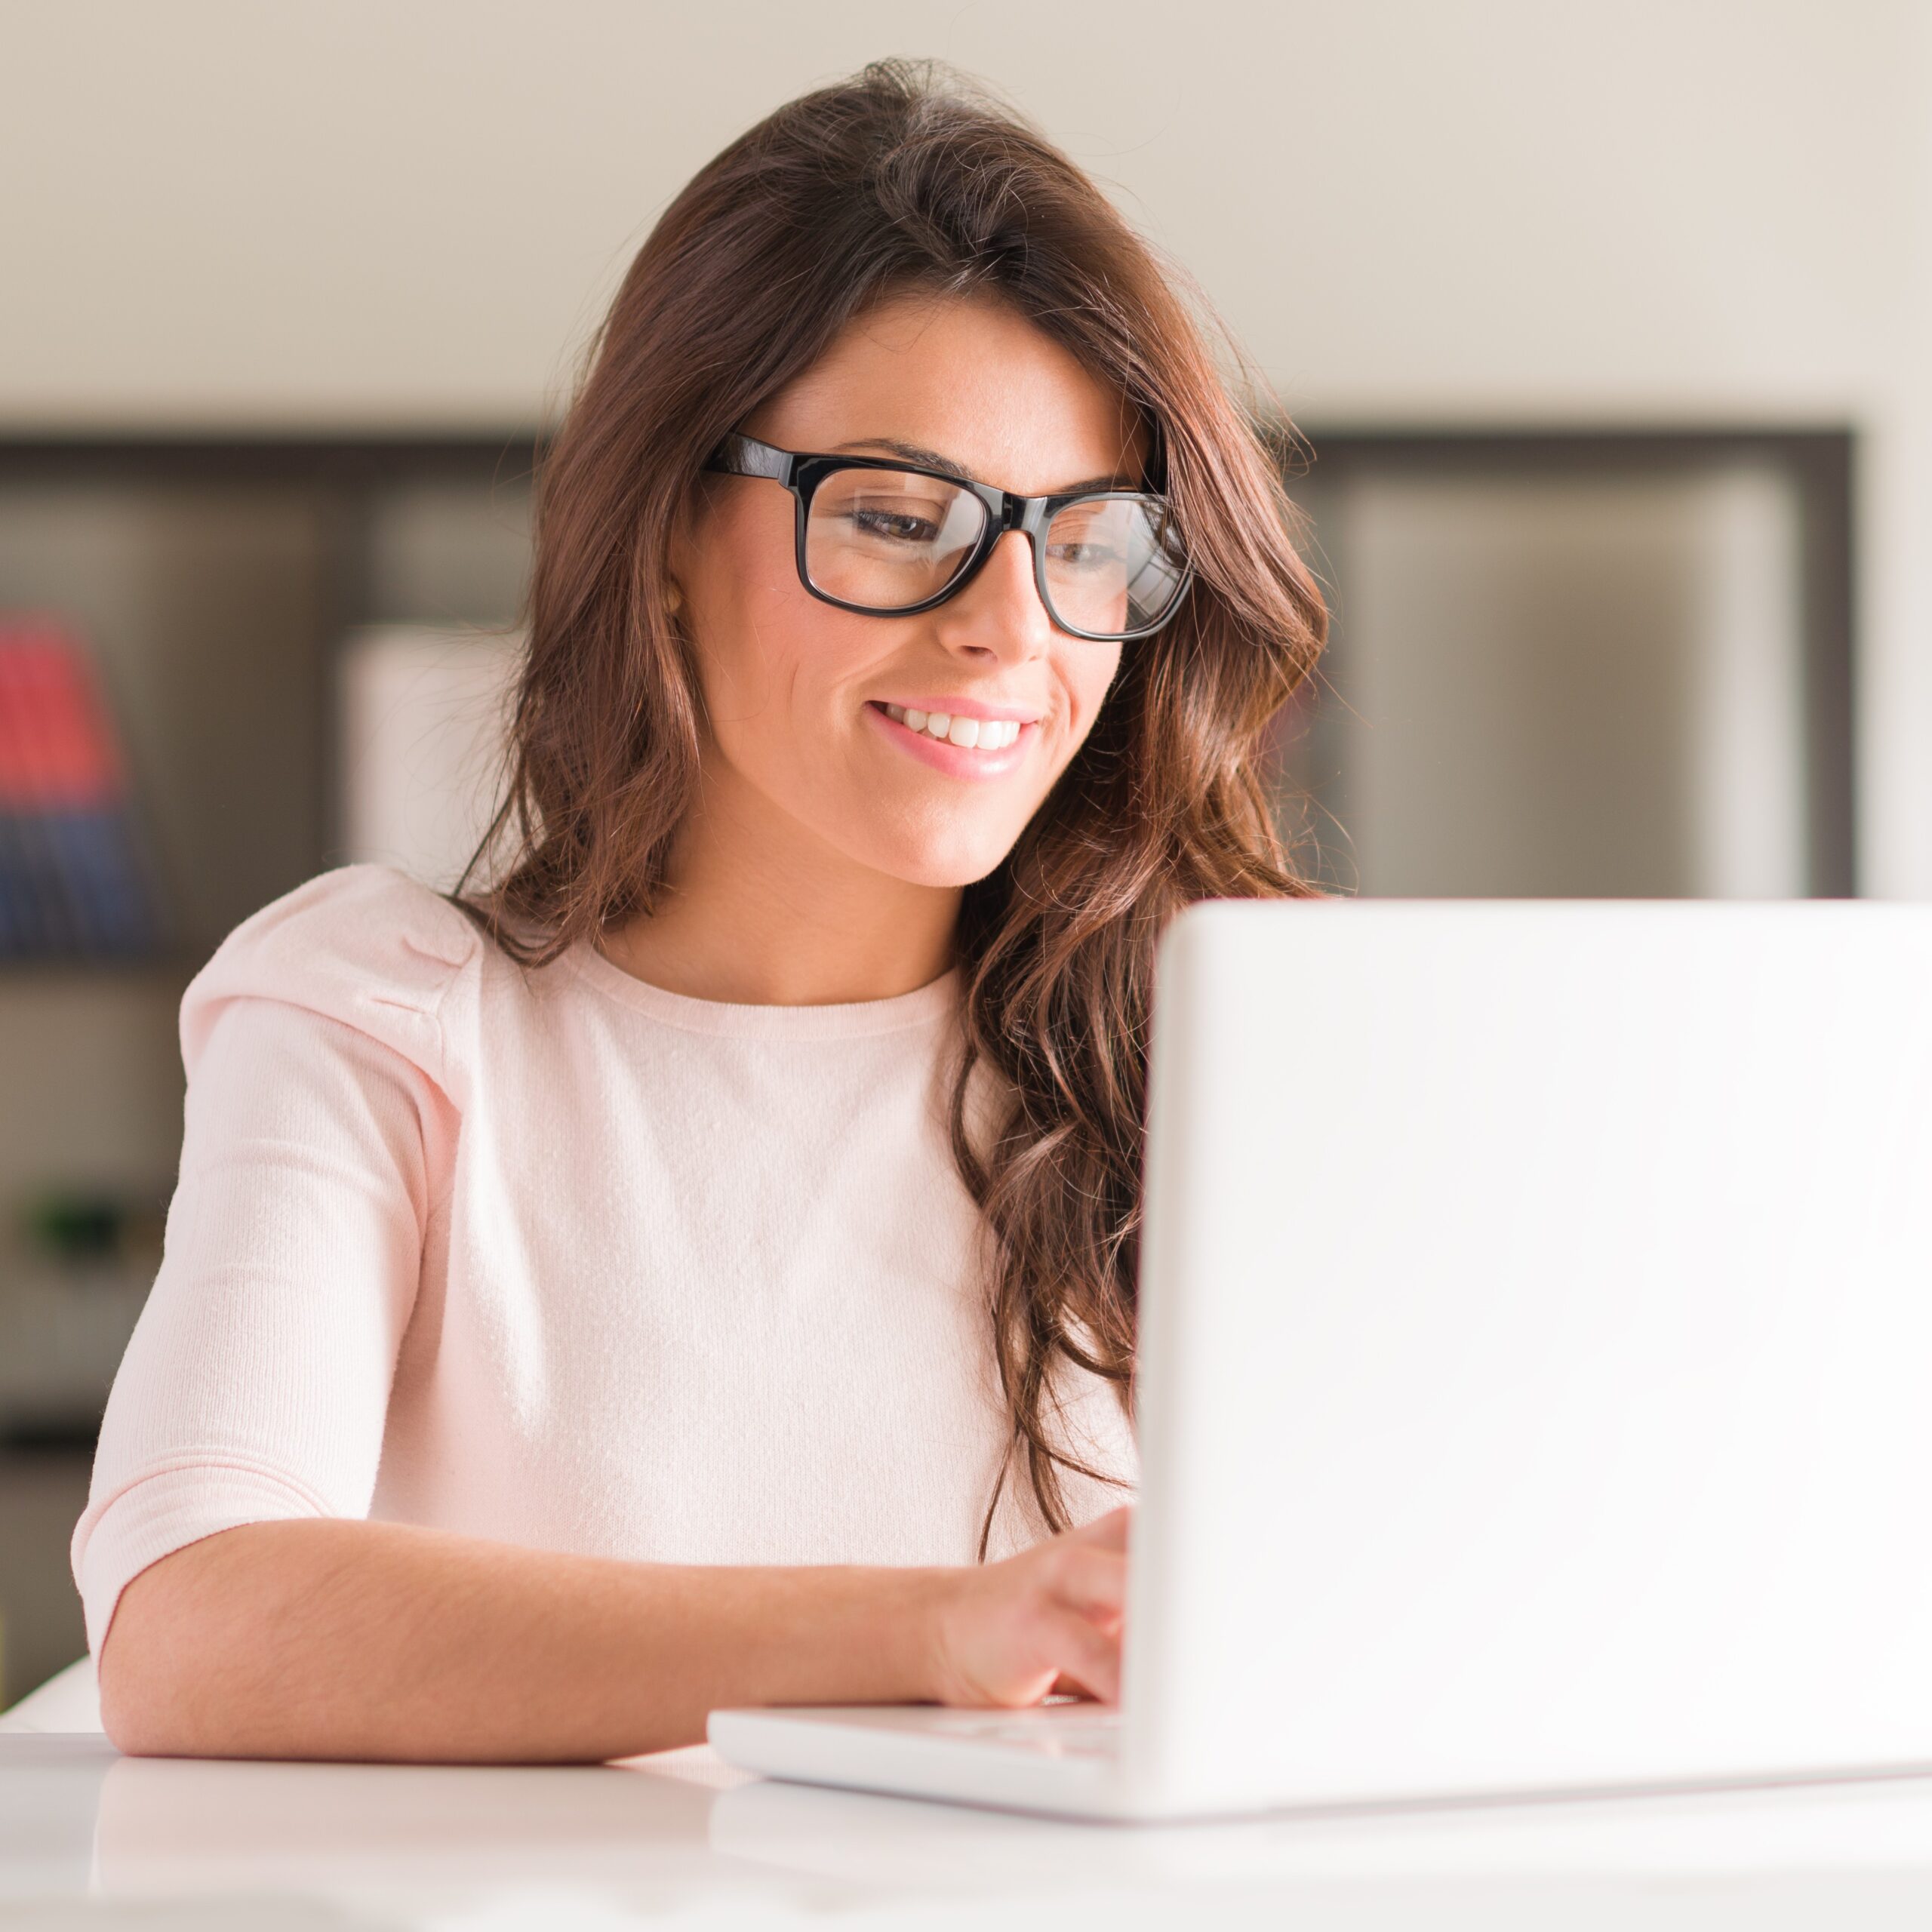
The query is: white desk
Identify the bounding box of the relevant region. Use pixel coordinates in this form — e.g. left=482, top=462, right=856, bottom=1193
left=11, top=1732, right=1932, bottom=1927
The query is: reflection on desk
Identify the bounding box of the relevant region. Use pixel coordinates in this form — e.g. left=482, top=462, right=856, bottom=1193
left=11, top=1734, right=1932, bottom=1927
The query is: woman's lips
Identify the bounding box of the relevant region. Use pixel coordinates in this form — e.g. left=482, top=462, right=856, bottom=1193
left=864, top=700, right=1033, bottom=780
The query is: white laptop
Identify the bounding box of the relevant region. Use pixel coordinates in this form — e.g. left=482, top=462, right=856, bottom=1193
left=709, top=899, right=1932, bottom=1821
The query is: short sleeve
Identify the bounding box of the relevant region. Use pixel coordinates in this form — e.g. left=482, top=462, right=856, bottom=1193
left=69, top=863, right=481, bottom=1660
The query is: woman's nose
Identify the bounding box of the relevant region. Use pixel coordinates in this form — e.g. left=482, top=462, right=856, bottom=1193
left=935, top=529, right=1054, bottom=660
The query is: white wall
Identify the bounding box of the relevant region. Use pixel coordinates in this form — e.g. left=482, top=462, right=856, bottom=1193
left=5, top=0, right=1930, bottom=891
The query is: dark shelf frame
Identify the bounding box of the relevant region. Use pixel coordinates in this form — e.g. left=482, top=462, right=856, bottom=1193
left=0, top=422, right=1859, bottom=916
left=1277, top=423, right=1858, bottom=898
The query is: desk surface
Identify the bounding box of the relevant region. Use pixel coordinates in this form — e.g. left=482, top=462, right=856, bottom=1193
left=12, top=1733, right=1932, bottom=1928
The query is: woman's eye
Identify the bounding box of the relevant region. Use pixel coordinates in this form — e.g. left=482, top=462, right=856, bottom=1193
left=1049, top=540, right=1124, bottom=571
left=850, top=506, right=942, bottom=543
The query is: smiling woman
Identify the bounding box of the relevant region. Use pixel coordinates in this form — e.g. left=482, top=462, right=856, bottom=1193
left=72, top=57, right=1325, bottom=1764
left=646, top=291, right=1146, bottom=917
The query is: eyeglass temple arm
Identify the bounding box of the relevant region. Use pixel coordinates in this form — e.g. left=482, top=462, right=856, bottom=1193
left=705, top=433, right=792, bottom=483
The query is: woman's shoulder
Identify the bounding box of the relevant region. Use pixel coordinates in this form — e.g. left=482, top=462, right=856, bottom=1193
left=179, top=862, right=488, bottom=1087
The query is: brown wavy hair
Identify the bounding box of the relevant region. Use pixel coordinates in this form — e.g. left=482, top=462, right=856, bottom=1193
left=451, top=57, right=1327, bottom=1552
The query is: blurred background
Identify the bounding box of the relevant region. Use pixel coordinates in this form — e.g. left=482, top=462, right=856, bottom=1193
left=2, top=0, right=1929, bottom=1705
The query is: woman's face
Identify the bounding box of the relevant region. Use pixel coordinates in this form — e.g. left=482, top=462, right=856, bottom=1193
left=675, top=290, right=1146, bottom=890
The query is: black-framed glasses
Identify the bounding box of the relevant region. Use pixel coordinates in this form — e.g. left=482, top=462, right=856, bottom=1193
left=701, top=432, right=1192, bottom=642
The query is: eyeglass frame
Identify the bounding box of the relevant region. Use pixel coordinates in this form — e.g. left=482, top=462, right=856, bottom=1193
left=700, top=431, right=1192, bottom=643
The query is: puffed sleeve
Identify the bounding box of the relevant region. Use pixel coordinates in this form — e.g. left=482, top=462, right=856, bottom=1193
left=69, top=862, right=483, bottom=1660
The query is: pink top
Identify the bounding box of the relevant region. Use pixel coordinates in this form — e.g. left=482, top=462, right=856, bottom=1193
left=70, top=863, right=1137, bottom=1659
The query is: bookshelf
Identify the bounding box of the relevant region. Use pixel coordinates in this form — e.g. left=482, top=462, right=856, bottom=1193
left=0, top=435, right=537, bottom=1446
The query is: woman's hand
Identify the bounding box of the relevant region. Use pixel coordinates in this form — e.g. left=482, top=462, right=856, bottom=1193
left=924, top=1505, right=1132, bottom=1709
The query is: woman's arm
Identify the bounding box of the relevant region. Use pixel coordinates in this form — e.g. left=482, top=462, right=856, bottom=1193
left=97, top=1506, right=1131, bottom=1762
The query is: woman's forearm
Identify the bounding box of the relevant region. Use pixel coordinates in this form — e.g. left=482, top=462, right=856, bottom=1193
left=97, top=1517, right=948, bottom=1762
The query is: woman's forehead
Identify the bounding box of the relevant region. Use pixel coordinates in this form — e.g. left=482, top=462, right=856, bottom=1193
left=751, top=290, right=1149, bottom=497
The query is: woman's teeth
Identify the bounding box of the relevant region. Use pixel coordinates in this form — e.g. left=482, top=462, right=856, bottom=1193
left=881, top=703, right=1023, bottom=751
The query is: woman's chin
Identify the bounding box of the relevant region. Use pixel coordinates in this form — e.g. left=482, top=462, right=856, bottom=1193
left=868, top=832, right=1023, bottom=893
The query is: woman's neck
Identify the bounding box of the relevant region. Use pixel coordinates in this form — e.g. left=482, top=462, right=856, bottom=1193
left=595, top=758, right=963, bottom=1007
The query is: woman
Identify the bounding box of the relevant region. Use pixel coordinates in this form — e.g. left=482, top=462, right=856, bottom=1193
left=74, top=57, right=1324, bottom=1762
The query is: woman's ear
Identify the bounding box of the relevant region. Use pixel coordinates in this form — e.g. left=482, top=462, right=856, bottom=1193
left=663, top=490, right=707, bottom=618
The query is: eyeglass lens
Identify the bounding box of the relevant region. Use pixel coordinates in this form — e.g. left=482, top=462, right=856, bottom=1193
left=804, top=467, right=1185, bottom=638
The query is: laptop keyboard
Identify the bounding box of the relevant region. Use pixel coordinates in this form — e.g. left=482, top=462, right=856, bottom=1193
left=926, top=1709, right=1124, bottom=1758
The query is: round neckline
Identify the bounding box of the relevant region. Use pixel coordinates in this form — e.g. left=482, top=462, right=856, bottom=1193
left=561, top=937, right=964, bottom=1039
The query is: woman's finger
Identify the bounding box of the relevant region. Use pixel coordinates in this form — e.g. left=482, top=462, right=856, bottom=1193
left=1044, top=1605, right=1122, bottom=1705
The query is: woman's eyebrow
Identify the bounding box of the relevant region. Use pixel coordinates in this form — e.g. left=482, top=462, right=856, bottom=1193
left=831, top=438, right=1136, bottom=497
left=832, top=437, right=970, bottom=478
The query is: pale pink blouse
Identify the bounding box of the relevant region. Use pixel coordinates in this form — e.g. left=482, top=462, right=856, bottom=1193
left=71, top=863, right=1137, bottom=1657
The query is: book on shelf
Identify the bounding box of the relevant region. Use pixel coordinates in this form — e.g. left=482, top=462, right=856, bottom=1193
left=0, top=617, right=168, bottom=961
left=336, top=624, right=524, bottom=894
